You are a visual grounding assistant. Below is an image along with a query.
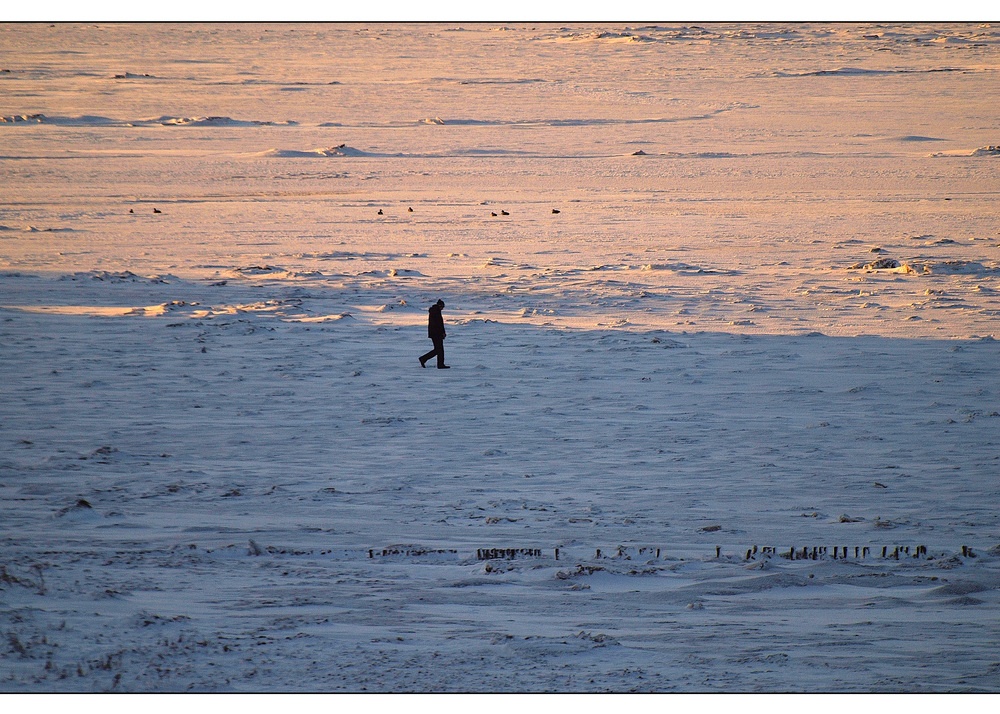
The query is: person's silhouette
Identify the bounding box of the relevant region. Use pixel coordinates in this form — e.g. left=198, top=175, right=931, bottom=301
left=419, top=299, right=449, bottom=369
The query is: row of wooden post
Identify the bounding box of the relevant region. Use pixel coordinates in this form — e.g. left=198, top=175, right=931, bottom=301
left=363, top=544, right=979, bottom=561
left=475, top=548, right=543, bottom=560
left=728, top=544, right=972, bottom=561
left=367, top=547, right=457, bottom=558
left=594, top=547, right=661, bottom=559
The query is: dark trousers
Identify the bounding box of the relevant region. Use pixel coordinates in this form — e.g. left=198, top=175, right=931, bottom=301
left=421, top=338, right=445, bottom=367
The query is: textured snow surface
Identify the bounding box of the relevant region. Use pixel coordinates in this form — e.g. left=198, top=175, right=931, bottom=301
left=2, top=23, right=1000, bottom=692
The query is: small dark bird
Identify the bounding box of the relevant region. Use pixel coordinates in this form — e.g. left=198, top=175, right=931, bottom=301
left=491, top=212, right=497, bottom=217
left=407, top=207, right=413, bottom=212
left=552, top=209, right=560, bottom=214
left=377, top=209, right=383, bottom=215
left=152, top=208, right=161, bottom=214
left=501, top=210, right=509, bottom=216
left=129, top=209, right=133, bottom=213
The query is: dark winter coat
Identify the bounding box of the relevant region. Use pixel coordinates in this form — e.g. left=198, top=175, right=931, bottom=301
left=428, top=305, right=446, bottom=339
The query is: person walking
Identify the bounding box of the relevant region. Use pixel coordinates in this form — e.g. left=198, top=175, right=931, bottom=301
left=419, top=299, right=449, bottom=369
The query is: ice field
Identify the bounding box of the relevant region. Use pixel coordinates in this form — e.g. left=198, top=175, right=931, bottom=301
left=2, top=23, right=1000, bottom=691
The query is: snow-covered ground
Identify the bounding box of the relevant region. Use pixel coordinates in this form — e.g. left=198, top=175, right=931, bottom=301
left=1, top=22, right=999, bottom=692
